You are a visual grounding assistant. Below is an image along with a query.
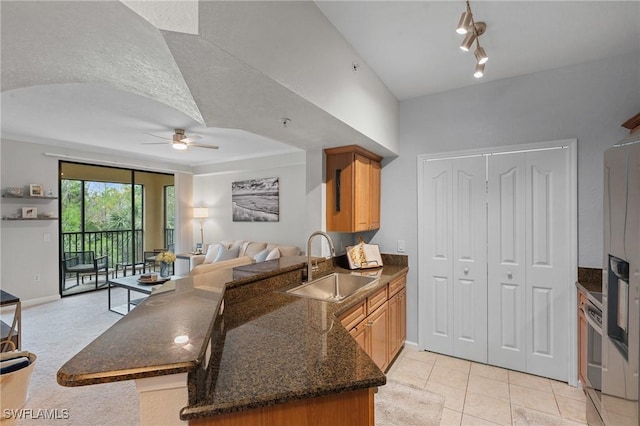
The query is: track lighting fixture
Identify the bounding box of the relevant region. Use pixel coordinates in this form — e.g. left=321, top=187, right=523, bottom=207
left=456, top=10, right=472, bottom=35
left=455, top=0, right=489, bottom=78
left=474, top=46, right=488, bottom=65
left=459, top=31, right=476, bottom=51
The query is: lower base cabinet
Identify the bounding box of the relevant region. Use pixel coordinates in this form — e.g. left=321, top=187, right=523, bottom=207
left=189, top=388, right=375, bottom=426
left=578, top=289, right=588, bottom=388
left=341, top=273, right=407, bottom=372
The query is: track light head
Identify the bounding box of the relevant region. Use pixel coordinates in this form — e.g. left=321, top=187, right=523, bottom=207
left=474, top=46, right=488, bottom=65
left=460, top=32, right=476, bottom=51
left=474, top=62, right=485, bottom=79
left=456, top=11, right=473, bottom=34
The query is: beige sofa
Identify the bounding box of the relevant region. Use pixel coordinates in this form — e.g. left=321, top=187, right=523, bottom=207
left=189, top=240, right=301, bottom=275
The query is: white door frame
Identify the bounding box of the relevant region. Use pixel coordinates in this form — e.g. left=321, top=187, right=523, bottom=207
left=417, top=139, right=578, bottom=386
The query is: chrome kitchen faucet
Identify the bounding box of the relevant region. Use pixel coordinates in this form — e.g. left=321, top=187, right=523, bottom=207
left=306, top=231, right=335, bottom=281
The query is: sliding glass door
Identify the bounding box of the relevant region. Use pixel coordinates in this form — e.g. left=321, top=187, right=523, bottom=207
left=59, top=162, right=173, bottom=296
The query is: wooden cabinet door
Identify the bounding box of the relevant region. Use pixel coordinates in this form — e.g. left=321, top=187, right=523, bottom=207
left=353, top=153, right=371, bottom=232
left=398, top=287, right=407, bottom=349
left=367, top=302, right=389, bottom=371
left=388, top=286, right=408, bottom=362
left=350, top=322, right=367, bottom=353
left=388, top=293, right=400, bottom=358
left=578, top=291, right=587, bottom=387
left=369, top=160, right=381, bottom=230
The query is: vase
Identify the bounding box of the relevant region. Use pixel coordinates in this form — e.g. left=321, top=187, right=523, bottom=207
left=160, top=262, right=170, bottom=278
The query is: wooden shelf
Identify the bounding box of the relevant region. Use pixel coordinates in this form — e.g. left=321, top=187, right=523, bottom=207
left=2, top=217, right=58, bottom=221
left=2, top=194, right=58, bottom=200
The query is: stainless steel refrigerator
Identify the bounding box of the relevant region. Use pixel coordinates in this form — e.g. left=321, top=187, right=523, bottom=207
left=600, top=131, right=640, bottom=425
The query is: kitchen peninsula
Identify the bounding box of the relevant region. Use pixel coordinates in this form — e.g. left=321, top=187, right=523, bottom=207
left=57, top=255, right=408, bottom=425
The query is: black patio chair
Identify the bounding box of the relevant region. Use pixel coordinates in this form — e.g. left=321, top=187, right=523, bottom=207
left=62, top=251, right=109, bottom=290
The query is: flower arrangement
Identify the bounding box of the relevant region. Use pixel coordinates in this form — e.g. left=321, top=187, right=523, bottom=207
left=156, top=251, right=176, bottom=264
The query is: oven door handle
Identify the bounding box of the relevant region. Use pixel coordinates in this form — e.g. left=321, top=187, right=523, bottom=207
left=583, top=304, right=603, bottom=335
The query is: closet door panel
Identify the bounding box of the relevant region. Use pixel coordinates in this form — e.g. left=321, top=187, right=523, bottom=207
left=525, top=150, right=569, bottom=381
left=488, top=153, right=527, bottom=371
left=421, top=159, right=454, bottom=354
left=452, top=156, right=488, bottom=362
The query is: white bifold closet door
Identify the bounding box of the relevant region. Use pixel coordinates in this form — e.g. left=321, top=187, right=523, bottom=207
left=421, top=147, right=569, bottom=381
left=422, top=156, right=488, bottom=363
left=487, top=150, right=569, bottom=380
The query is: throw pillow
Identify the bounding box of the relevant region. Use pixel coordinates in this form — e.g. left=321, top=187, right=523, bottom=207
left=265, top=247, right=281, bottom=261
left=253, top=248, right=269, bottom=263
left=204, top=243, right=223, bottom=264
left=214, top=246, right=240, bottom=262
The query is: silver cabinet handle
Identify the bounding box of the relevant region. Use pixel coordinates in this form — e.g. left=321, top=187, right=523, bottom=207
left=507, top=271, right=513, bottom=279
left=463, top=268, right=469, bottom=275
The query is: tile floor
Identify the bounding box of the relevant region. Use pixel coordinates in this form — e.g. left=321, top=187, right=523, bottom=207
left=387, top=346, right=587, bottom=425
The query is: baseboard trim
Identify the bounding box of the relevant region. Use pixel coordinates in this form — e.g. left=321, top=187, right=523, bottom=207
left=22, top=295, right=61, bottom=308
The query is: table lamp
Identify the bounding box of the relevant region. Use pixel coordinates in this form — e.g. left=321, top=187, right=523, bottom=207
left=193, top=207, right=209, bottom=250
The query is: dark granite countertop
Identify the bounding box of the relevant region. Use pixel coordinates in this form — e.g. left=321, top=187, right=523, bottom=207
left=57, top=254, right=408, bottom=420
left=180, top=263, right=407, bottom=420
left=577, top=266, right=603, bottom=294
left=57, top=275, right=228, bottom=386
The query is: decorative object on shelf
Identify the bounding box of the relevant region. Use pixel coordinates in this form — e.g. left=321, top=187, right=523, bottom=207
left=29, top=184, right=43, bottom=197
left=455, top=0, right=489, bottom=79
left=231, top=177, right=279, bottom=222
left=21, top=207, right=37, bottom=219
left=7, top=187, right=23, bottom=196
left=155, top=251, right=176, bottom=278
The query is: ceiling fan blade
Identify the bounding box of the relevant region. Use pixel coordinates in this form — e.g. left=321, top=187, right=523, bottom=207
left=142, top=142, right=171, bottom=145
left=189, top=143, right=219, bottom=150
left=182, top=135, right=202, bottom=143
left=143, top=132, right=171, bottom=141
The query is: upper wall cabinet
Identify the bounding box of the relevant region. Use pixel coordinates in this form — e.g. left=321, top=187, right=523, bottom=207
left=325, top=145, right=382, bottom=233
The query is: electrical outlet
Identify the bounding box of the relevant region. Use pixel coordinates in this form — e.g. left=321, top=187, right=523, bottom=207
left=397, top=240, right=406, bottom=253
left=33, top=274, right=40, bottom=282
left=43, top=232, right=51, bottom=242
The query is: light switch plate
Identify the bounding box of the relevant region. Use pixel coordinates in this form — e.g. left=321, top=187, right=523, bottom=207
left=397, top=240, right=405, bottom=253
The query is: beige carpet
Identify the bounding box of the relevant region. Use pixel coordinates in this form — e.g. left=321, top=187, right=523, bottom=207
left=0, top=289, right=139, bottom=425
left=375, top=379, right=445, bottom=426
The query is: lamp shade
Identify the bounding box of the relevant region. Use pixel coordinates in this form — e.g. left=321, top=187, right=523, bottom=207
left=193, top=207, right=209, bottom=218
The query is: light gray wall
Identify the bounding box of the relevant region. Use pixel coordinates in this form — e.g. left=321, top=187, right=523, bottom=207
left=0, top=138, right=191, bottom=304
left=371, top=51, right=640, bottom=344
left=193, top=153, right=308, bottom=252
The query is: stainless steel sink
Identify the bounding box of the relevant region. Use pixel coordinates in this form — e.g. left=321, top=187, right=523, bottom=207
left=285, top=272, right=379, bottom=303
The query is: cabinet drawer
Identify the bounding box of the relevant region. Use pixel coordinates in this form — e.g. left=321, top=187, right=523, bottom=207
left=367, top=286, right=388, bottom=313
left=388, top=274, right=406, bottom=297
left=340, top=301, right=367, bottom=331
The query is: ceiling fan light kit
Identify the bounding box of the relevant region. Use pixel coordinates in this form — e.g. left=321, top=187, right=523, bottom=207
left=456, top=0, right=489, bottom=78
left=143, top=128, right=219, bottom=151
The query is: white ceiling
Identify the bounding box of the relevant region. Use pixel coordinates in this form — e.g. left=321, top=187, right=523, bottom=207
left=317, top=1, right=640, bottom=100
left=1, top=1, right=638, bottom=167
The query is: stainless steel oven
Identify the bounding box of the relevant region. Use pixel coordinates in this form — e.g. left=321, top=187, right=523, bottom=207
left=584, top=292, right=604, bottom=426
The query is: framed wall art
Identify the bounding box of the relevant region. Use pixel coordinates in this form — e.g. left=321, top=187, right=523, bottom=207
left=231, top=177, right=279, bottom=222
left=22, top=207, right=37, bottom=219
left=29, top=184, right=44, bottom=197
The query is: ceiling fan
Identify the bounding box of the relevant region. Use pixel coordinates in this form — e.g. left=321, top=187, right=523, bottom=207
left=143, top=129, right=219, bottom=151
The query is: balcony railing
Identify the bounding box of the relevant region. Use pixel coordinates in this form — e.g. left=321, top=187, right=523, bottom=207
left=61, top=229, right=175, bottom=270
left=62, top=230, right=143, bottom=269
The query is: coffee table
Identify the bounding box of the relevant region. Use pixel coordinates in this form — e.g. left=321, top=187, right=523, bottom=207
left=107, top=275, right=168, bottom=315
